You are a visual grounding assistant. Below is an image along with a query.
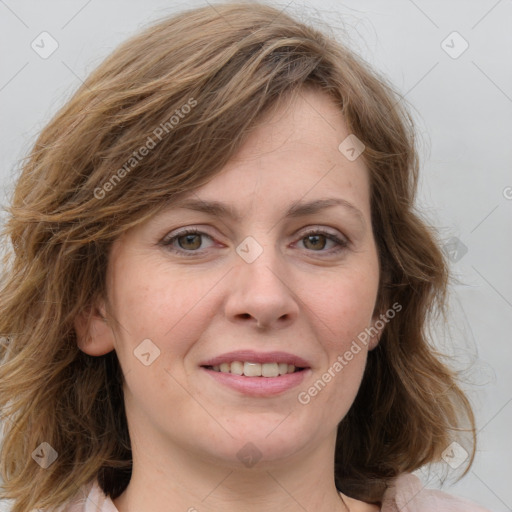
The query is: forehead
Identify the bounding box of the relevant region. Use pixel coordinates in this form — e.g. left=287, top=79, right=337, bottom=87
left=169, top=88, right=371, bottom=216
left=235, top=88, right=354, bottom=158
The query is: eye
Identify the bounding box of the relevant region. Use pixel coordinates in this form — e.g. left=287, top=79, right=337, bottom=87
left=160, top=228, right=215, bottom=255
left=160, top=227, right=349, bottom=257
left=296, top=229, right=348, bottom=254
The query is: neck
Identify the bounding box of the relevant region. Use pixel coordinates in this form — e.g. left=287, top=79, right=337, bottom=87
left=112, top=434, right=351, bottom=512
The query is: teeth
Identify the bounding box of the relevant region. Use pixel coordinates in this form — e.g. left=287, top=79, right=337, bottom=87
left=278, top=362, right=289, bottom=375
left=244, top=362, right=262, bottom=377
left=261, top=362, right=278, bottom=377
left=209, top=361, right=299, bottom=377
left=230, top=361, right=244, bottom=375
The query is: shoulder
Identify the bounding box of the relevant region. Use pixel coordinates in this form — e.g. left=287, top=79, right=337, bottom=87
left=35, top=480, right=118, bottom=512
left=380, top=472, right=492, bottom=512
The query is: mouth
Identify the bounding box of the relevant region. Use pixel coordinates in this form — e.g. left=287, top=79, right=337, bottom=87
left=201, top=361, right=307, bottom=378
left=199, top=350, right=311, bottom=396
left=199, top=350, right=311, bottom=376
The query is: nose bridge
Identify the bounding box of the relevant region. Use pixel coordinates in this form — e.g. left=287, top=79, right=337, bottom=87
left=235, top=233, right=287, bottom=292
left=225, top=233, right=299, bottom=328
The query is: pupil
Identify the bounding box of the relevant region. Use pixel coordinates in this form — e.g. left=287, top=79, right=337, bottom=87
left=304, top=234, right=325, bottom=250
left=180, top=234, right=201, bottom=250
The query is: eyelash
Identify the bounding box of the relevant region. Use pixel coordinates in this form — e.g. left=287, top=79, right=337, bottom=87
left=160, top=227, right=349, bottom=257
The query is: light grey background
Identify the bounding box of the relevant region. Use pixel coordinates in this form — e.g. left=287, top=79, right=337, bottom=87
left=1, top=1, right=511, bottom=511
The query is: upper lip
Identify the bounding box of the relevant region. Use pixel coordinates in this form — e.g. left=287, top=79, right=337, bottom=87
left=200, top=350, right=311, bottom=368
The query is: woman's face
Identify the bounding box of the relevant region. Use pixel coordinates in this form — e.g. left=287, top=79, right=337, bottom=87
left=80, top=88, right=381, bottom=470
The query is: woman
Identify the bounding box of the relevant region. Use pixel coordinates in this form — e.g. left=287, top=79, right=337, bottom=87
left=0, top=2, right=491, bottom=511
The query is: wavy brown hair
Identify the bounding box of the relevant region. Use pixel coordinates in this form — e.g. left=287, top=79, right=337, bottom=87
left=0, top=2, right=476, bottom=510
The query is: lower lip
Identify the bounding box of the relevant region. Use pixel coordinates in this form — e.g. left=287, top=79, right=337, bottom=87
left=201, top=367, right=310, bottom=396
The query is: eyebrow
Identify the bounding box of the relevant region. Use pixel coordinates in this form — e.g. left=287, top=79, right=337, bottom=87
left=171, top=197, right=366, bottom=226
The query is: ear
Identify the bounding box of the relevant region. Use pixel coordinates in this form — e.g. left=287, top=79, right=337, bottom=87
left=74, top=300, right=116, bottom=356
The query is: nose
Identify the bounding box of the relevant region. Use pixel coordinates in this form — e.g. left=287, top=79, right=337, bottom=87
left=224, top=244, right=300, bottom=330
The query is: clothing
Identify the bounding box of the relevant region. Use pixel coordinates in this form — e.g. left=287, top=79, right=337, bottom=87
left=53, top=472, right=491, bottom=511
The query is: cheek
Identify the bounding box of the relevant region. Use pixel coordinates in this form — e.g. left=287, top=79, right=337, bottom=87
left=312, top=268, right=378, bottom=412
left=307, top=267, right=379, bottom=347
left=107, top=265, right=209, bottom=405
left=303, top=276, right=376, bottom=419
left=108, top=259, right=217, bottom=363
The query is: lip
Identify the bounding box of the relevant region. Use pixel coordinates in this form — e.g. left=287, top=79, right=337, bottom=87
left=199, top=350, right=311, bottom=368
left=201, top=366, right=311, bottom=397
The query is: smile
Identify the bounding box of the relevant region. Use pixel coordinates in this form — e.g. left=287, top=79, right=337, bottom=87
left=204, top=361, right=302, bottom=377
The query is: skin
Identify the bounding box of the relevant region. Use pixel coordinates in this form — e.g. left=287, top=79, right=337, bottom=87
left=76, top=88, right=382, bottom=512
